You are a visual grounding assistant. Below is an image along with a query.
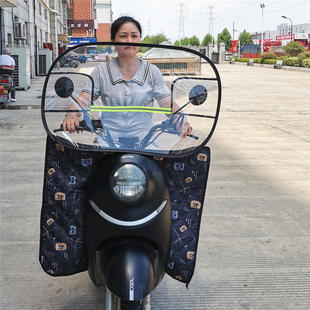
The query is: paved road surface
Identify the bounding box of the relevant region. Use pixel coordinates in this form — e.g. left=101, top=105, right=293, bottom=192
left=1, top=62, right=310, bottom=309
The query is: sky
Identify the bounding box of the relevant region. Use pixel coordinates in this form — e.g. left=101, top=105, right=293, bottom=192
left=111, top=0, right=310, bottom=43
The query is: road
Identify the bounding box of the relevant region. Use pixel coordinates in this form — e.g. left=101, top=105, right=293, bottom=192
left=1, top=62, right=310, bottom=309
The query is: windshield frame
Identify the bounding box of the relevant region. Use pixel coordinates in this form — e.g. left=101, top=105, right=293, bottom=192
left=41, top=42, right=222, bottom=158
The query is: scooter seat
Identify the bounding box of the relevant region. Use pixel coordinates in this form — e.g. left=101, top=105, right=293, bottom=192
left=0, top=66, right=14, bottom=77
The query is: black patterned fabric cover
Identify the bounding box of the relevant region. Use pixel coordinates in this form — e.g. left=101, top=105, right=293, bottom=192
left=39, top=136, right=210, bottom=285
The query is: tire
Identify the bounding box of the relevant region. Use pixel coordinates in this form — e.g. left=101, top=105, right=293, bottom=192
left=120, top=299, right=141, bottom=310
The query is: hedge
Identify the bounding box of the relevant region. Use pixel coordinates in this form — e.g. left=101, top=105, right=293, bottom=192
left=283, top=57, right=300, bottom=67
left=229, top=52, right=310, bottom=68
left=263, top=59, right=277, bottom=65
left=302, top=59, right=310, bottom=68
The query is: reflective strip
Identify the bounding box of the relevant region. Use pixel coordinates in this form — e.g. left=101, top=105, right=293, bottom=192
left=89, top=199, right=168, bottom=227
left=90, top=106, right=172, bottom=114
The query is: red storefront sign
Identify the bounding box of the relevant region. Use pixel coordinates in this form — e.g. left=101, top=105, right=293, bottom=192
left=67, top=20, right=94, bottom=29
left=276, top=34, right=295, bottom=40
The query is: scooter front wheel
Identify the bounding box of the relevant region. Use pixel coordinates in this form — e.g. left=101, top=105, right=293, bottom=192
left=119, top=299, right=141, bottom=310
left=106, top=288, right=150, bottom=310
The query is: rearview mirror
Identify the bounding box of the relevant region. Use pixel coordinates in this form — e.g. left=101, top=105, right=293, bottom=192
left=189, top=85, right=208, bottom=106
left=54, top=77, right=74, bottom=98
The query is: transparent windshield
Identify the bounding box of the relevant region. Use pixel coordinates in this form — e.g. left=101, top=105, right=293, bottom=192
left=41, top=43, right=221, bottom=157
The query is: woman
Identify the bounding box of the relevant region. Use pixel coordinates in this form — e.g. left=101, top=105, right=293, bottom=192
left=62, top=16, right=191, bottom=146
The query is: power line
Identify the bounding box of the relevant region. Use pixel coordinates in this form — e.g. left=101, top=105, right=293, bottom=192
left=177, top=2, right=187, bottom=44
left=208, top=5, right=214, bottom=39
left=147, top=20, right=153, bottom=36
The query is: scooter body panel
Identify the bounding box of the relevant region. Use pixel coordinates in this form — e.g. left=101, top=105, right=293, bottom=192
left=100, top=238, right=157, bottom=300
left=84, top=153, right=172, bottom=300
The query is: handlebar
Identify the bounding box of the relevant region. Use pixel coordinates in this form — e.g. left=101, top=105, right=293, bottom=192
left=53, top=117, right=198, bottom=150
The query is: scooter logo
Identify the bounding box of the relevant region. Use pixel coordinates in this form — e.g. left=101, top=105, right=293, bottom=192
left=46, top=218, right=54, bottom=226
left=55, top=192, right=66, bottom=201
left=180, top=225, right=187, bottom=232
left=129, top=278, right=135, bottom=300
left=68, top=176, right=77, bottom=185
left=187, top=251, right=195, bottom=260
left=185, top=177, right=192, bottom=183
left=81, top=158, right=92, bottom=167
left=174, top=162, right=185, bottom=171
left=190, top=200, right=201, bottom=209
left=122, top=155, right=134, bottom=159
left=172, top=211, right=178, bottom=219
left=55, top=243, right=67, bottom=251
left=197, top=153, right=207, bottom=161
left=153, top=156, right=164, bottom=161
left=55, top=144, right=64, bottom=152
left=48, top=168, right=55, bottom=175
left=68, top=226, right=76, bottom=235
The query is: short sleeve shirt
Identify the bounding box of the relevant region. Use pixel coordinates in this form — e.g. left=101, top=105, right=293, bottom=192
left=0, top=54, right=15, bottom=67
left=83, top=58, right=170, bottom=143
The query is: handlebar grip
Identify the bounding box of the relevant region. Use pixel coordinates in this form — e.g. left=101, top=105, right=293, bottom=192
left=188, top=134, right=199, bottom=140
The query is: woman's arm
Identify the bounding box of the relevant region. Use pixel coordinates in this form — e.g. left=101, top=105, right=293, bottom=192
left=62, top=91, right=91, bottom=133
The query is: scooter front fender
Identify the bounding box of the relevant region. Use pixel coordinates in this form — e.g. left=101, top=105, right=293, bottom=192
left=100, top=239, right=157, bottom=301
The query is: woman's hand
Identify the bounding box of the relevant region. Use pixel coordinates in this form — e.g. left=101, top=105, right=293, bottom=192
left=62, top=92, right=90, bottom=133
left=62, top=113, right=80, bottom=133
left=173, top=115, right=192, bottom=138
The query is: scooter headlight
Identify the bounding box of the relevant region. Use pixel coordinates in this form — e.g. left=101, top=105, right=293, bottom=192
left=111, top=164, right=147, bottom=202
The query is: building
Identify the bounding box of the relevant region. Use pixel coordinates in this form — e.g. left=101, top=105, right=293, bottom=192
left=277, top=22, right=310, bottom=46
left=95, top=0, right=113, bottom=42
left=251, top=30, right=277, bottom=44
left=67, top=0, right=112, bottom=47
left=67, top=0, right=96, bottom=45
left=251, top=23, right=310, bottom=46
left=278, top=22, right=310, bottom=37
left=0, top=0, right=69, bottom=87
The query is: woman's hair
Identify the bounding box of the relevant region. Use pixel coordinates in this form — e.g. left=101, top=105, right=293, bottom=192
left=110, top=16, right=142, bottom=40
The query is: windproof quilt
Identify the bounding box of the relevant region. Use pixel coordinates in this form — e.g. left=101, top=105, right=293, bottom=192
left=39, top=135, right=210, bottom=285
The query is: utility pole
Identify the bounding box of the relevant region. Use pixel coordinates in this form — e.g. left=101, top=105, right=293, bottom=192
left=177, top=2, right=186, bottom=46
left=147, top=20, right=153, bottom=36
left=208, top=5, right=214, bottom=45
left=260, top=3, right=265, bottom=54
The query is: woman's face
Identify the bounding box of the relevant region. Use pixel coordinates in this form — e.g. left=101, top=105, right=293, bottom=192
left=113, top=22, right=141, bottom=57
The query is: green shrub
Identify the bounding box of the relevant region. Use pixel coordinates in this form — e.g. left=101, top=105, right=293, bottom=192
left=283, top=41, right=305, bottom=56
left=283, top=57, right=300, bottom=67
left=301, top=59, right=310, bottom=68
left=298, top=51, right=310, bottom=66
left=278, top=55, right=289, bottom=60
left=263, top=59, right=277, bottom=65
left=298, top=51, right=310, bottom=60
left=260, top=52, right=277, bottom=63
left=235, top=58, right=249, bottom=63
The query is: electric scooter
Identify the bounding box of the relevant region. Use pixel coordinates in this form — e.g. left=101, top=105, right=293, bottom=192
left=40, top=42, right=221, bottom=310
left=0, top=65, right=14, bottom=104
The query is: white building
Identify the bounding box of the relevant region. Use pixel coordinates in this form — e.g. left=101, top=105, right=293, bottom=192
left=0, top=0, right=68, bottom=88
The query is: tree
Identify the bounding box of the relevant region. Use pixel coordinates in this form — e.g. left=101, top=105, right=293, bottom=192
left=142, top=34, right=170, bottom=45
left=202, top=34, right=214, bottom=46
left=140, top=34, right=171, bottom=52
left=180, top=37, right=189, bottom=46
left=217, top=28, right=232, bottom=51
left=189, top=35, right=200, bottom=46
left=174, top=40, right=180, bottom=46
left=238, top=30, right=253, bottom=46
left=283, top=41, right=305, bottom=56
